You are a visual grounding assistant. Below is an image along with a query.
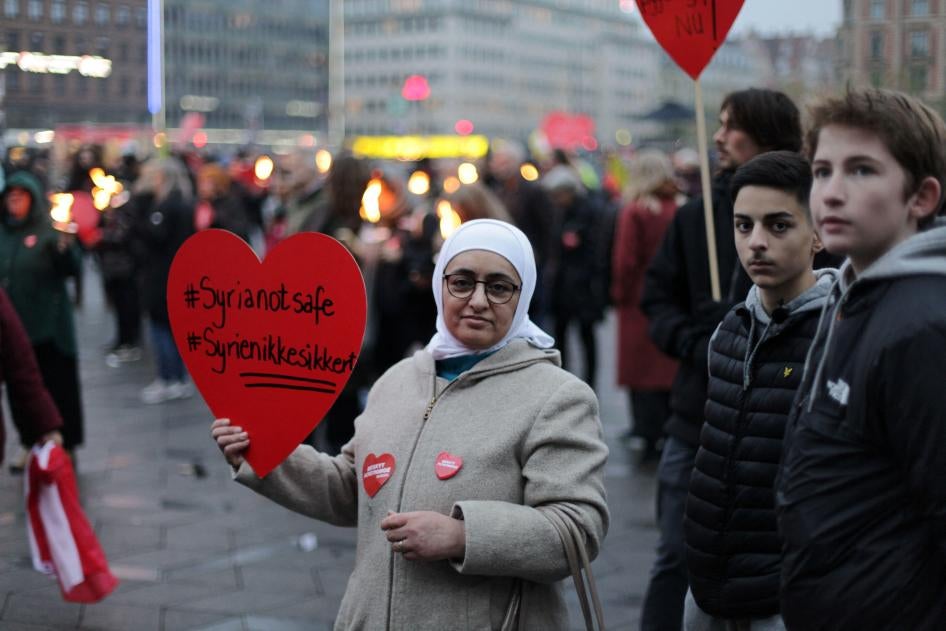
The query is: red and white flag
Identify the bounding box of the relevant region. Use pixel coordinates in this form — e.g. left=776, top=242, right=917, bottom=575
left=25, top=442, right=118, bottom=603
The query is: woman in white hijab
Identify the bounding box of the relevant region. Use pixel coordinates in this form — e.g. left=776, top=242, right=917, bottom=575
left=212, top=219, right=609, bottom=630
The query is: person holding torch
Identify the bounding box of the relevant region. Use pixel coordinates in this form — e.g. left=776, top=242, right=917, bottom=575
left=0, top=170, right=83, bottom=468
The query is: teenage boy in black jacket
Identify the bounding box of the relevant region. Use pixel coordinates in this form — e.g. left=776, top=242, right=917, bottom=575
left=639, top=89, right=802, bottom=631
left=776, top=88, right=946, bottom=631
left=684, top=151, right=837, bottom=630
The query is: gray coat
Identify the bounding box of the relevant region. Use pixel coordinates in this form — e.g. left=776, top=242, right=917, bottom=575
left=235, top=339, right=610, bottom=630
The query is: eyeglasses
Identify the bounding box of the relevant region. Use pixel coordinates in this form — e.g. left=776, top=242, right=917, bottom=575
left=443, top=274, right=520, bottom=305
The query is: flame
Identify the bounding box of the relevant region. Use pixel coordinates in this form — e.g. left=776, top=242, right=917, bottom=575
left=49, top=193, right=77, bottom=232
left=520, top=163, right=540, bottom=182
left=457, top=162, right=478, bottom=184
left=89, top=168, right=123, bottom=211
left=359, top=178, right=383, bottom=223
left=407, top=170, right=430, bottom=196
left=254, top=155, right=275, bottom=181
left=315, top=149, right=333, bottom=174
left=437, top=200, right=461, bottom=239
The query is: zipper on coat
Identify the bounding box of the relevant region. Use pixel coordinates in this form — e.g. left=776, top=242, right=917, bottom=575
left=386, top=372, right=459, bottom=630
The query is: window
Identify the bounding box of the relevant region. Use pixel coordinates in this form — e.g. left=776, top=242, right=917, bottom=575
left=912, top=0, right=929, bottom=16
left=4, top=0, right=18, bottom=18
left=74, top=1, right=88, bottom=24
left=95, top=3, right=109, bottom=25
left=909, top=65, right=928, bottom=91
left=116, top=4, right=129, bottom=25
left=870, top=0, right=885, bottom=19
left=27, top=0, right=41, bottom=20
left=870, top=69, right=885, bottom=87
left=134, top=6, right=146, bottom=28
left=7, top=71, right=19, bottom=91
left=53, top=34, right=65, bottom=53
left=870, top=31, right=885, bottom=59
left=7, top=30, right=20, bottom=49
left=910, top=30, right=929, bottom=57
left=51, top=0, right=65, bottom=22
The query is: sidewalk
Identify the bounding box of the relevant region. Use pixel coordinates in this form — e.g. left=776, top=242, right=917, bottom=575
left=0, top=266, right=657, bottom=630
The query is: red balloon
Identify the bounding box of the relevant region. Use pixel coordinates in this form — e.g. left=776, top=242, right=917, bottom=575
left=167, top=230, right=367, bottom=477
left=636, top=0, right=745, bottom=80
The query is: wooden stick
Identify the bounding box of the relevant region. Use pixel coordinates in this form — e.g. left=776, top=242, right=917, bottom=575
left=694, top=79, right=721, bottom=301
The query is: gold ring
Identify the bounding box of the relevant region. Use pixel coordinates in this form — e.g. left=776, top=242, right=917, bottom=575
left=394, top=540, right=404, bottom=552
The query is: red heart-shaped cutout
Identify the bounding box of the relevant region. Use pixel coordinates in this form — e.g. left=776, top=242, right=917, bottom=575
left=434, top=452, right=463, bottom=480
left=636, top=0, right=745, bottom=80
left=167, top=230, right=366, bottom=477
left=363, top=453, right=396, bottom=497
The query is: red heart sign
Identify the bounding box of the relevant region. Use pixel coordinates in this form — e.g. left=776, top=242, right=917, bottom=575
left=363, top=453, right=395, bottom=497
left=434, top=452, right=463, bottom=480
left=636, top=0, right=746, bottom=80
left=167, top=230, right=366, bottom=477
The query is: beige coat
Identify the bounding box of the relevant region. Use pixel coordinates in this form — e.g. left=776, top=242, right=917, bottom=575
left=235, top=340, right=609, bottom=630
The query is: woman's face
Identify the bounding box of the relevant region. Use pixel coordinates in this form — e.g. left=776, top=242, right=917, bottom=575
left=4, top=188, right=32, bottom=220
left=442, top=249, right=521, bottom=350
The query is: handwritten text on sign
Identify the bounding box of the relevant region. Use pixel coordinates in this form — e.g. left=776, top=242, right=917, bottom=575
left=167, top=230, right=367, bottom=477
left=635, top=0, right=745, bottom=80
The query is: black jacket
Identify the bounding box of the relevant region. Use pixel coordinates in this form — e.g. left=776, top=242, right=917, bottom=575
left=686, top=271, right=836, bottom=619
left=776, top=222, right=946, bottom=631
left=641, top=171, right=751, bottom=445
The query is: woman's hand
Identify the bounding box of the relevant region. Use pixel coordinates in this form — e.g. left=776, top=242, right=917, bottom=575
left=211, top=418, right=249, bottom=470
left=381, top=510, right=465, bottom=562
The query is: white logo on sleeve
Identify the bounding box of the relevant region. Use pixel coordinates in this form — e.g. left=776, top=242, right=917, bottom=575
left=827, top=379, right=850, bottom=406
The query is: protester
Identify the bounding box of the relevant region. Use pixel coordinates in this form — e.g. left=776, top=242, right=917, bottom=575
left=776, top=88, right=946, bottom=631
left=0, top=170, right=84, bottom=468
left=195, top=163, right=254, bottom=241
left=544, top=165, right=609, bottom=389
left=212, top=219, right=608, bottom=630
left=639, top=88, right=802, bottom=631
left=444, top=182, right=512, bottom=224
left=683, top=151, right=837, bottom=631
left=611, top=150, right=680, bottom=462
left=131, top=158, right=196, bottom=404
left=97, top=197, right=142, bottom=367
left=0, top=287, right=64, bottom=463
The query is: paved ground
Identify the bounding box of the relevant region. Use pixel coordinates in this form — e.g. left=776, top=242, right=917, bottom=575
left=0, top=265, right=659, bottom=630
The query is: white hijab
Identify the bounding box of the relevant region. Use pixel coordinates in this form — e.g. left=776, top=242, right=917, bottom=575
left=426, top=219, right=555, bottom=360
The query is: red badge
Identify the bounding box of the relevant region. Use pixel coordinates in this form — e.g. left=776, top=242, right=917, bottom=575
left=23, top=235, right=37, bottom=248
left=434, top=452, right=463, bottom=480
left=363, top=453, right=395, bottom=497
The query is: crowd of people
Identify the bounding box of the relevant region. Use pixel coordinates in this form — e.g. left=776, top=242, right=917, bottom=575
left=2, top=83, right=945, bottom=630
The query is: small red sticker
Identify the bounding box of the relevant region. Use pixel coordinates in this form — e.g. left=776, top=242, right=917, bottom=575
left=24, top=235, right=37, bottom=248
left=363, top=453, right=395, bottom=497
left=434, top=452, right=463, bottom=480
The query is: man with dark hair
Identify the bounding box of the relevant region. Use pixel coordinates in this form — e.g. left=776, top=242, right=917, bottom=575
left=638, top=88, right=802, bottom=631
left=683, top=151, right=836, bottom=631
left=777, top=88, right=946, bottom=630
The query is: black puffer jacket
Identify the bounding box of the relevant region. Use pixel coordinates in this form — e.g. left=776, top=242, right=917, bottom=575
left=686, top=269, right=836, bottom=618
left=777, top=221, right=946, bottom=631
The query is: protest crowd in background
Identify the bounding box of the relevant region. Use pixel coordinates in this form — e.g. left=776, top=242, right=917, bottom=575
left=3, top=82, right=946, bottom=630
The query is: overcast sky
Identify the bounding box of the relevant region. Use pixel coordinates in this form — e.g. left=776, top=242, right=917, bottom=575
left=729, top=1, right=842, bottom=36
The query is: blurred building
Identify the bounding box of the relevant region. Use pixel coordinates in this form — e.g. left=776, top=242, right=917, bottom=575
left=342, top=0, right=660, bottom=148
left=839, top=0, right=946, bottom=101
left=163, top=0, right=330, bottom=142
left=743, top=34, right=840, bottom=105
left=0, top=0, right=148, bottom=131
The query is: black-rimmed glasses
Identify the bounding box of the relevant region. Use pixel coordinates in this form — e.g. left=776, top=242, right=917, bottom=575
left=443, top=273, right=520, bottom=304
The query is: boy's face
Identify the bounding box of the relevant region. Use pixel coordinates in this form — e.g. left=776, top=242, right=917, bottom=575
left=734, top=185, right=820, bottom=293
left=810, top=124, right=937, bottom=272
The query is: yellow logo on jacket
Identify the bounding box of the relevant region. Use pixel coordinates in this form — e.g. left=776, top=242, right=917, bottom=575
left=783, top=367, right=793, bottom=378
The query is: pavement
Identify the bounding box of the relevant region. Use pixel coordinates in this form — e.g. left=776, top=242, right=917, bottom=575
left=0, top=264, right=659, bottom=631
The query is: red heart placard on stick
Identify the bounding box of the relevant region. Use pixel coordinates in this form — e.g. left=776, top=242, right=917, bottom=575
left=167, top=230, right=367, bottom=477
left=636, top=0, right=746, bottom=80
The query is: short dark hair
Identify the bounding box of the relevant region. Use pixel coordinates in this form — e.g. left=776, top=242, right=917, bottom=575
left=721, top=89, right=802, bottom=153
left=730, top=151, right=812, bottom=219
left=805, top=88, right=946, bottom=228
